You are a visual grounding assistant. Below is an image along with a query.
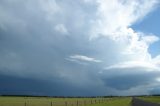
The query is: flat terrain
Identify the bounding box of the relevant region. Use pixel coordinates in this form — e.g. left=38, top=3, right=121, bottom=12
left=1, top=96, right=160, bottom=106
left=88, top=97, right=131, bottom=106
left=0, top=96, right=131, bottom=106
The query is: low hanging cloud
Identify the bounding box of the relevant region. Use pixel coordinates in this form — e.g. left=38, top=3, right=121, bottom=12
left=0, top=0, right=160, bottom=96
left=105, top=61, right=160, bottom=72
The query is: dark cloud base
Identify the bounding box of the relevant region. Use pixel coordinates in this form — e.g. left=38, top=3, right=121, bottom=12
left=0, top=74, right=105, bottom=96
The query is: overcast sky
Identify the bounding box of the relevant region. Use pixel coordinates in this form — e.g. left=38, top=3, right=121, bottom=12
left=0, top=0, right=160, bottom=96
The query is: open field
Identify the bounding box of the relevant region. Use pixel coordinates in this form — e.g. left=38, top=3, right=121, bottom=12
left=139, top=96, right=160, bottom=104
left=87, top=97, right=131, bottom=106
left=0, top=96, right=131, bottom=106
left=1, top=96, right=160, bottom=106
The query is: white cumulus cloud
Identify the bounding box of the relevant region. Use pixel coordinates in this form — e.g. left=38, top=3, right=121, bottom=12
left=89, top=0, right=160, bottom=68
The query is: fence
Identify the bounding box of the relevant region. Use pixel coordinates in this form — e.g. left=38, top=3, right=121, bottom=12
left=0, top=98, right=109, bottom=106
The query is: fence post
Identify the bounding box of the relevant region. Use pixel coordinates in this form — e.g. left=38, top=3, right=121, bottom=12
left=51, top=101, right=52, bottom=106
left=24, top=102, right=27, bottom=106
left=77, top=100, right=78, bottom=106
left=65, top=101, right=67, bottom=106
left=84, top=100, right=86, bottom=106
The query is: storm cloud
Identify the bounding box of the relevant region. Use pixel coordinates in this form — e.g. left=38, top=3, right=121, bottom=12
left=0, top=0, right=160, bottom=96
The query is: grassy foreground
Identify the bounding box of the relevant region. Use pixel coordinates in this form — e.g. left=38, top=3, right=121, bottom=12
left=87, top=98, right=131, bottom=106
left=139, top=96, right=160, bottom=104
left=0, top=96, right=131, bottom=106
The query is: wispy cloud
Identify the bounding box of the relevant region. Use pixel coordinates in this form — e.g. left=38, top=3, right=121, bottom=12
left=67, top=55, right=102, bottom=63
left=54, top=24, right=69, bottom=35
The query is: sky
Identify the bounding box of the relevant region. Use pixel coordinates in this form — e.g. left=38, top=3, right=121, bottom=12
left=0, top=0, right=160, bottom=96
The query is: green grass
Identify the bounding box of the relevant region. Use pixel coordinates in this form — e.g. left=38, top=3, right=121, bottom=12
left=139, top=96, right=160, bottom=104
left=0, top=96, right=131, bottom=106
left=86, top=98, right=131, bottom=106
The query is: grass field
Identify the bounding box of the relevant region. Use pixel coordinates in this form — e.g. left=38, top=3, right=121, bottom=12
left=0, top=96, right=131, bottom=106
left=139, top=96, right=160, bottom=104
left=87, top=97, right=131, bottom=106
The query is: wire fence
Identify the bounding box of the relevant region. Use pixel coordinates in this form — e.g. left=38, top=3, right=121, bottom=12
left=0, top=98, right=109, bottom=106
